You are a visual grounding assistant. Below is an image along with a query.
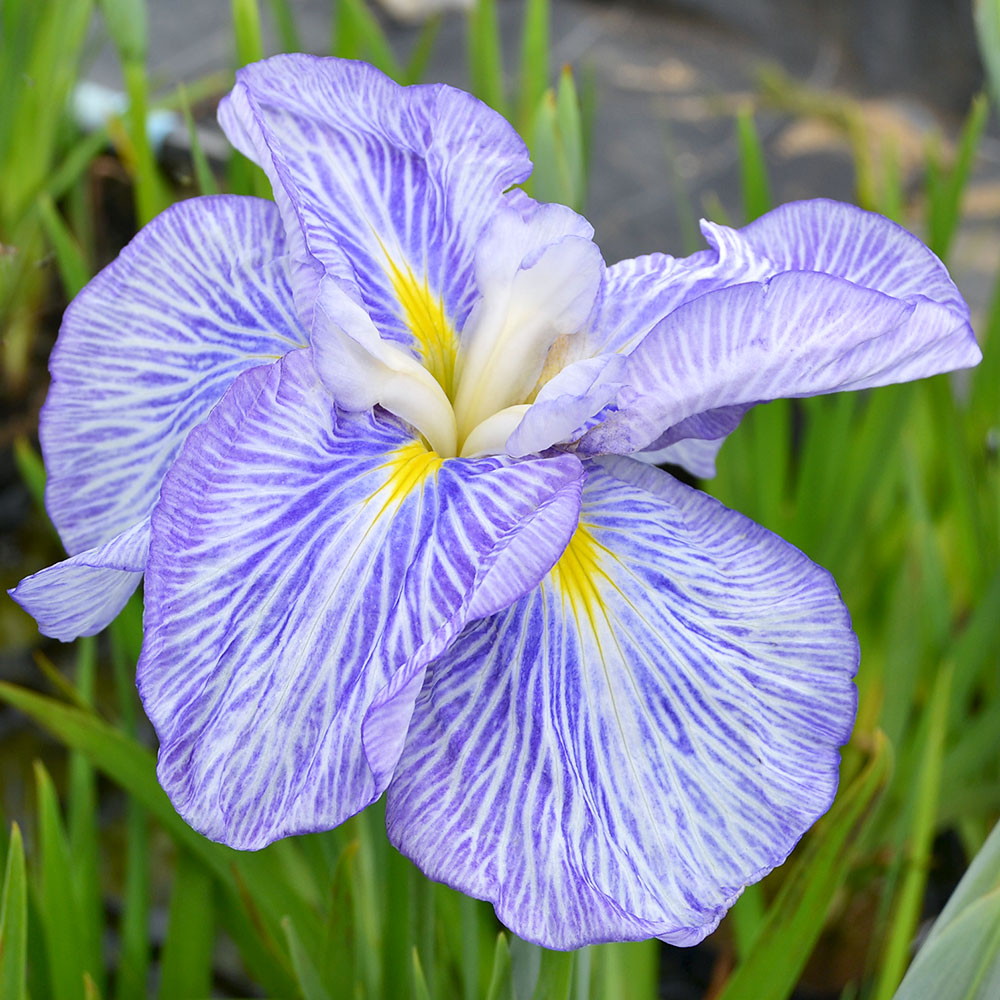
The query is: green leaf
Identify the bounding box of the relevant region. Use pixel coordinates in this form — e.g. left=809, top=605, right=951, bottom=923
left=35, top=760, right=90, bottom=1000
left=412, top=947, right=433, bottom=1000
left=892, top=818, right=1000, bottom=1000
left=0, top=825, right=28, bottom=1000
left=266, top=0, right=301, bottom=52
left=97, top=0, right=147, bottom=61
left=0, top=683, right=301, bottom=997
left=12, top=436, right=45, bottom=513
left=283, top=916, right=334, bottom=1000
left=232, top=0, right=265, bottom=66
left=402, top=14, right=442, bottom=86
left=484, top=933, right=514, bottom=1000
left=466, top=0, right=506, bottom=115
left=331, top=0, right=400, bottom=78
left=177, top=83, right=219, bottom=197
left=530, top=948, right=574, bottom=1000
left=736, top=105, right=772, bottom=222
left=974, top=0, right=1000, bottom=120
left=157, top=852, right=215, bottom=1000
left=872, top=663, right=954, bottom=1000
left=68, top=639, right=105, bottom=1000
left=517, top=0, right=549, bottom=133
left=715, top=731, right=892, bottom=1000
left=37, top=191, right=90, bottom=297
left=926, top=94, right=988, bottom=262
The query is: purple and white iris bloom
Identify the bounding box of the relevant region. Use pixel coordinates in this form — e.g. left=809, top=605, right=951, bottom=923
left=11, top=55, right=980, bottom=949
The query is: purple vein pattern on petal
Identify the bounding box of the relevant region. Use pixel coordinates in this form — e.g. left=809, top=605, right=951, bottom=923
left=387, top=457, right=858, bottom=949
left=217, top=54, right=531, bottom=351
left=507, top=237, right=773, bottom=457
left=41, top=195, right=306, bottom=555
left=583, top=267, right=980, bottom=456
left=736, top=198, right=970, bottom=313
left=138, top=349, right=583, bottom=851
left=9, top=519, right=149, bottom=642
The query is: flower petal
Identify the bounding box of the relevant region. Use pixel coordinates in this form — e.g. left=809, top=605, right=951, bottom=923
left=9, top=519, right=149, bottom=642
left=582, top=269, right=980, bottom=455
left=217, top=56, right=530, bottom=381
left=139, top=349, right=583, bottom=850
left=42, top=195, right=305, bottom=555
left=736, top=198, right=970, bottom=313
left=636, top=436, right=728, bottom=478
left=454, top=198, right=604, bottom=445
left=387, top=457, right=858, bottom=949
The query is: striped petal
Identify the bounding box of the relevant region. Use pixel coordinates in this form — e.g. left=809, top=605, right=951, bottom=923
left=737, top=198, right=970, bottom=314
left=217, top=56, right=530, bottom=400
left=387, top=457, right=858, bottom=949
left=138, top=349, right=583, bottom=850
left=42, top=195, right=306, bottom=555
left=9, top=519, right=149, bottom=642
left=582, top=269, right=980, bottom=456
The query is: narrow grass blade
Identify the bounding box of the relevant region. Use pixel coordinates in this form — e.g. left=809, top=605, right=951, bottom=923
left=67, top=638, right=104, bottom=999
left=517, top=0, right=549, bottom=133
left=413, top=947, right=433, bottom=1000
left=736, top=105, right=772, bottom=222
left=0, top=825, right=28, bottom=1000
left=37, top=192, right=90, bottom=297
left=12, top=436, right=46, bottom=512
left=283, top=916, right=334, bottom=1000
left=232, top=0, right=273, bottom=199
left=403, top=14, right=442, bottom=85
left=466, top=0, right=506, bottom=114
left=587, top=942, right=658, bottom=1000
left=331, top=0, right=400, bottom=78
left=926, top=94, right=988, bottom=262
left=35, top=760, right=91, bottom=1000
left=177, top=83, right=219, bottom=196
left=114, top=804, right=150, bottom=1000
left=975, top=0, right=1000, bottom=109
left=484, top=933, right=514, bottom=1000
left=555, top=66, right=586, bottom=210
left=157, top=851, right=215, bottom=1000
left=232, top=0, right=265, bottom=65
left=715, top=731, right=891, bottom=1000
left=266, top=0, right=301, bottom=52
left=872, top=663, right=954, bottom=1000
left=531, top=949, right=574, bottom=1000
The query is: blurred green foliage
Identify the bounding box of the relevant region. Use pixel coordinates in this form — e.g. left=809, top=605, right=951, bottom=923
left=1, top=0, right=999, bottom=998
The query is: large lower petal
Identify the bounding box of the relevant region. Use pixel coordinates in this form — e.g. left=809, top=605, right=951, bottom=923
left=139, top=349, right=583, bottom=850
left=42, top=195, right=306, bottom=554
left=582, top=270, right=980, bottom=455
left=9, top=519, right=149, bottom=642
left=218, top=56, right=530, bottom=377
left=387, top=457, right=858, bottom=949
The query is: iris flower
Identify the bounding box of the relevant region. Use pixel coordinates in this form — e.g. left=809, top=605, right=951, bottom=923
left=12, top=55, right=980, bottom=949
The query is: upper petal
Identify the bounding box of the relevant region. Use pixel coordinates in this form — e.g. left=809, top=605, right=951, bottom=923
left=582, top=269, right=980, bottom=456
left=217, top=56, right=531, bottom=384
left=735, top=198, right=969, bottom=314
left=42, top=195, right=306, bottom=555
left=139, top=349, right=583, bottom=850
left=387, top=457, right=858, bottom=948
left=515, top=199, right=977, bottom=460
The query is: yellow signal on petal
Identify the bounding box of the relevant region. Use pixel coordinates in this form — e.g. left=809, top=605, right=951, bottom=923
left=369, top=440, right=444, bottom=518
left=383, top=254, right=458, bottom=398
left=548, top=522, right=618, bottom=632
